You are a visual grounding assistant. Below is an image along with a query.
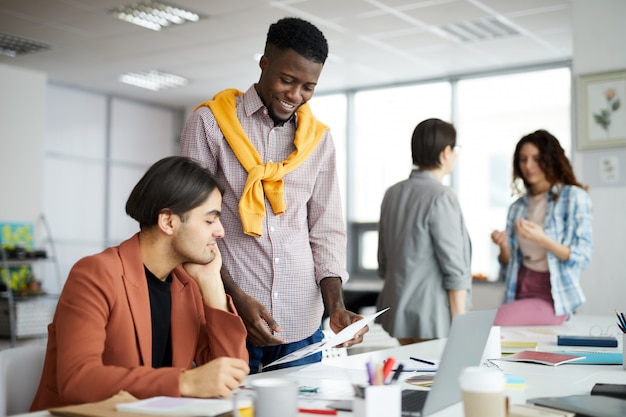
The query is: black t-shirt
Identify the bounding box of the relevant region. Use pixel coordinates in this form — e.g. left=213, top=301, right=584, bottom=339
left=145, top=266, right=173, bottom=368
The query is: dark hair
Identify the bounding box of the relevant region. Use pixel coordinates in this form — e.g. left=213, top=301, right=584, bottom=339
left=512, top=129, right=588, bottom=196
left=265, top=17, right=328, bottom=64
left=126, top=156, right=224, bottom=230
left=411, top=118, right=457, bottom=169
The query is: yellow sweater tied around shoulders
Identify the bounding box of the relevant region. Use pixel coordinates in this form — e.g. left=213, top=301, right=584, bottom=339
left=196, top=88, right=328, bottom=237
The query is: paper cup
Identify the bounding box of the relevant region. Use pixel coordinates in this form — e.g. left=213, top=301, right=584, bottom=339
left=459, top=367, right=507, bottom=417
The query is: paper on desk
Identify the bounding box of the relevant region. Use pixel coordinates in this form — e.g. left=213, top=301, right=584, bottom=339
left=115, top=396, right=252, bottom=416
left=288, top=362, right=369, bottom=384
left=263, top=307, right=390, bottom=369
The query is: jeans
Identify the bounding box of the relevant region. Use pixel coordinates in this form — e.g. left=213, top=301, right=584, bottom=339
left=247, top=326, right=324, bottom=374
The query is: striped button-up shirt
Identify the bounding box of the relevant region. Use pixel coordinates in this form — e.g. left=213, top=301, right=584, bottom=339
left=501, top=184, right=593, bottom=316
left=180, top=85, right=348, bottom=343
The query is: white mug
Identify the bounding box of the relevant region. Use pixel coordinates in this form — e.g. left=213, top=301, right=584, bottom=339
left=233, top=377, right=299, bottom=417
left=458, top=366, right=507, bottom=417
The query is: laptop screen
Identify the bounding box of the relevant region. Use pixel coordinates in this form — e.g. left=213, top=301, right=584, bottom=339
left=414, top=309, right=497, bottom=416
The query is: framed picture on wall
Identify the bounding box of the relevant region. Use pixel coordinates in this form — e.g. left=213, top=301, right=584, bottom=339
left=579, top=70, right=626, bottom=150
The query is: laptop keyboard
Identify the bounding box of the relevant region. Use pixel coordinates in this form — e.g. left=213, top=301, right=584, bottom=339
left=402, top=389, right=429, bottom=414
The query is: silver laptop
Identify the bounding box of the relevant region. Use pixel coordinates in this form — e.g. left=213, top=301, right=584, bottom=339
left=402, top=308, right=498, bottom=416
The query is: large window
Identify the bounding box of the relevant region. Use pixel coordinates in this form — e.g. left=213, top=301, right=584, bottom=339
left=351, top=83, right=452, bottom=223
left=312, top=65, right=571, bottom=280
left=455, top=67, right=571, bottom=279
left=308, top=94, right=347, bottom=217
left=349, top=83, right=452, bottom=273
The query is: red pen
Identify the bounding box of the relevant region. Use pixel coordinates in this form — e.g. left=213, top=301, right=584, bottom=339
left=382, top=357, right=397, bottom=382
left=298, top=408, right=338, bottom=415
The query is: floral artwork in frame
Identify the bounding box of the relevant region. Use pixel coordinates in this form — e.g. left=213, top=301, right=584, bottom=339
left=579, top=70, right=626, bottom=149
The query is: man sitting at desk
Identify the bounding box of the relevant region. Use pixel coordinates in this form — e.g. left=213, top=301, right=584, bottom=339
left=30, top=156, right=249, bottom=411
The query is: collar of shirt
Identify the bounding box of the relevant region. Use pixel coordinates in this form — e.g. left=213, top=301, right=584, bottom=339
left=409, top=169, right=438, bottom=182
left=522, top=183, right=564, bottom=204
left=243, top=85, right=297, bottom=127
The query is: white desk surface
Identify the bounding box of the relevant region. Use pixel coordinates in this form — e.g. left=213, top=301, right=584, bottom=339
left=14, top=313, right=626, bottom=417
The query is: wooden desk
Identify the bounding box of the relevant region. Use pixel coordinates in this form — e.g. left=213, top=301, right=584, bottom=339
left=13, top=314, right=626, bottom=417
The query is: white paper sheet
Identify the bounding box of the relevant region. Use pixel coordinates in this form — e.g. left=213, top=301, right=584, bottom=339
left=263, top=307, right=390, bottom=369
left=115, top=396, right=251, bottom=416
left=288, top=362, right=369, bottom=384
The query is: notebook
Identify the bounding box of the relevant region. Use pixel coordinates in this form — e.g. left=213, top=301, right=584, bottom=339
left=115, top=396, right=252, bottom=416
left=501, top=341, right=539, bottom=354
left=498, top=350, right=585, bottom=366
left=551, top=350, right=623, bottom=365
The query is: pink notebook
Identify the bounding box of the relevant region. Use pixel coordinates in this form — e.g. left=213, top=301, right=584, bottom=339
left=499, top=350, right=585, bottom=366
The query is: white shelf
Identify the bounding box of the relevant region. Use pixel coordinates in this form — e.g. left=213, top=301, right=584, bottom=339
left=0, top=215, right=60, bottom=347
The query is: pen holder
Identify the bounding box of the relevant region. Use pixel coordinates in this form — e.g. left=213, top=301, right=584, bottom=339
left=623, top=334, right=626, bottom=370
left=353, top=384, right=401, bottom=417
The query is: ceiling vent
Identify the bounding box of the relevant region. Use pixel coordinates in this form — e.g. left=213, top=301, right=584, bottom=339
left=109, top=1, right=202, bottom=31
left=0, top=33, right=51, bottom=57
left=439, top=17, right=520, bottom=42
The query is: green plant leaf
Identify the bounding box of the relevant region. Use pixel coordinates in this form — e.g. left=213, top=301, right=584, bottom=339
left=612, top=99, right=620, bottom=111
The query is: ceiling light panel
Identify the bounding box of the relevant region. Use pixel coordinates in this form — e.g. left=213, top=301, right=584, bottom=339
left=119, top=70, right=188, bottom=91
left=0, top=33, right=51, bottom=57
left=439, top=18, right=520, bottom=42
left=109, top=1, right=202, bottom=31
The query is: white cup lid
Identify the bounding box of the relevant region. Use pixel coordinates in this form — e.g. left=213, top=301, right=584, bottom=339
left=458, top=366, right=505, bottom=393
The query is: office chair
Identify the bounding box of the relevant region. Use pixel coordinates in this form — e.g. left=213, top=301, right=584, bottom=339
left=0, top=344, right=46, bottom=416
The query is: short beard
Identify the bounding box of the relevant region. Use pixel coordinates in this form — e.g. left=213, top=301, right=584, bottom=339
left=268, top=105, right=295, bottom=126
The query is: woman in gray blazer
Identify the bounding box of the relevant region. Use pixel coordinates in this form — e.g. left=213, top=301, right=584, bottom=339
left=376, top=118, right=472, bottom=345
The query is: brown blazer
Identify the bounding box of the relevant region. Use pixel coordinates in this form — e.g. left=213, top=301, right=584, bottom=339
left=30, top=234, right=248, bottom=411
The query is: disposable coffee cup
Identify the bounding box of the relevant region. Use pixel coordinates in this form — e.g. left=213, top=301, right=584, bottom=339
left=458, top=366, right=507, bottom=417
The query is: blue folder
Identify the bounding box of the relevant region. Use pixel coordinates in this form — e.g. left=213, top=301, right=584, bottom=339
left=552, top=350, right=622, bottom=365
left=557, top=335, right=618, bottom=347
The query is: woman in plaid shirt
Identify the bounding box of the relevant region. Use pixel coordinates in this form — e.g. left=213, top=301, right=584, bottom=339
left=491, top=129, right=592, bottom=325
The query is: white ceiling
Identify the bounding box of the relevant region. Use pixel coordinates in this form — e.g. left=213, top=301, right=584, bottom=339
left=0, top=0, right=573, bottom=109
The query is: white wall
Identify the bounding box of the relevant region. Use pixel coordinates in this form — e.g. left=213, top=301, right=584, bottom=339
left=1, top=76, right=183, bottom=294
left=107, top=99, right=182, bottom=245
left=0, top=64, right=46, bottom=222
left=572, top=0, right=626, bottom=314
left=41, top=88, right=182, bottom=293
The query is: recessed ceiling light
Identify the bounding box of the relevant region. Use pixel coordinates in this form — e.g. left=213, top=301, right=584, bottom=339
left=439, top=18, right=520, bottom=43
left=109, top=1, right=202, bottom=31
left=0, top=32, right=51, bottom=57
left=119, top=70, right=188, bottom=91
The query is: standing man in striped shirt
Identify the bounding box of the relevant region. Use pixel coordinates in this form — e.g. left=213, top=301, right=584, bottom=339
left=181, top=17, right=365, bottom=373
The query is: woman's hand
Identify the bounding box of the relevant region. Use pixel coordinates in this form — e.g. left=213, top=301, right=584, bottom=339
left=491, top=229, right=510, bottom=265
left=515, top=219, right=571, bottom=261
left=491, top=230, right=508, bottom=249
left=514, top=219, right=547, bottom=243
